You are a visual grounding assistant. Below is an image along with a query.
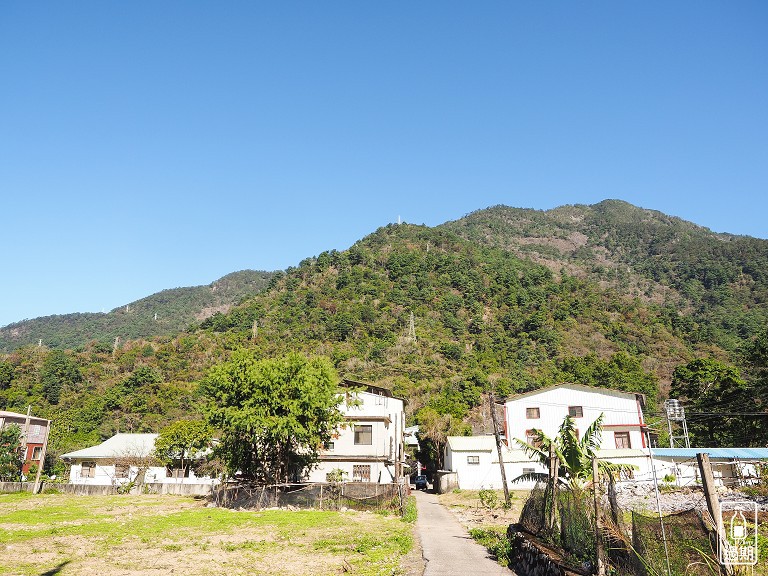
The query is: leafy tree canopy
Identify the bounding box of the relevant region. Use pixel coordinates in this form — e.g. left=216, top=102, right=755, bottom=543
left=670, top=358, right=754, bottom=446
left=154, top=420, right=212, bottom=474
left=0, top=424, right=24, bottom=481
left=40, top=349, right=82, bottom=405
left=200, top=350, right=344, bottom=484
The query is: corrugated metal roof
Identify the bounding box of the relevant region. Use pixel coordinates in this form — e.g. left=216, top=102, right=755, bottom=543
left=651, top=448, right=768, bottom=460
left=503, top=383, right=642, bottom=403
left=447, top=435, right=497, bottom=452
left=60, top=433, right=158, bottom=460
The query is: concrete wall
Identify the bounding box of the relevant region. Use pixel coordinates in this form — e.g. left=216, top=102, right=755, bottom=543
left=0, top=481, right=213, bottom=496
left=434, top=471, right=458, bottom=494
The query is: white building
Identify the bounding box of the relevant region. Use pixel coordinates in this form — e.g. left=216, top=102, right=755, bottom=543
left=505, top=383, right=648, bottom=453
left=60, top=433, right=213, bottom=486
left=306, top=380, right=406, bottom=484
left=444, top=435, right=534, bottom=490
left=443, top=384, right=651, bottom=489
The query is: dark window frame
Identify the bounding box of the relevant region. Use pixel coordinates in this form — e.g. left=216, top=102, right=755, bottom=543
left=354, top=424, right=373, bottom=445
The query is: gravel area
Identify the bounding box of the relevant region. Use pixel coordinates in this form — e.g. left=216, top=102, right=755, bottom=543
left=614, top=483, right=768, bottom=514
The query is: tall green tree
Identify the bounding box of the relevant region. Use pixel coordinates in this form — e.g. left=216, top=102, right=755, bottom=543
left=0, top=424, right=24, bottom=481
left=200, top=350, right=344, bottom=484
left=154, top=420, right=213, bottom=478
left=416, top=407, right=471, bottom=471
left=670, top=358, right=751, bottom=446
left=40, top=349, right=82, bottom=405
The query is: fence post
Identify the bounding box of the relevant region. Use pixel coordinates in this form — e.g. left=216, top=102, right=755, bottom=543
left=592, top=457, right=605, bottom=576
left=697, top=453, right=733, bottom=576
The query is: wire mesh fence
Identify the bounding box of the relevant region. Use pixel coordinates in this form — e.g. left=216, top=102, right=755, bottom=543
left=518, top=481, right=720, bottom=576
left=212, top=482, right=407, bottom=514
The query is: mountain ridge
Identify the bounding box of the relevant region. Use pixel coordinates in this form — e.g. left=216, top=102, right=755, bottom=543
left=0, top=269, right=275, bottom=351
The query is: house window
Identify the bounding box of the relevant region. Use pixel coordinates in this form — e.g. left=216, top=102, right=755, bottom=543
left=81, top=462, right=96, bottom=479
left=526, top=407, right=540, bottom=419
left=31, top=446, right=43, bottom=461
left=522, top=467, right=536, bottom=476
left=614, top=432, right=631, bottom=449
left=114, top=464, right=130, bottom=478
left=324, top=441, right=335, bottom=450
left=526, top=430, right=542, bottom=448
left=467, top=455, right=480, bottom=465
left=352, top=465, right=371, bottom=482
left=32, top=425, right=41, bottom=436
left=568, top=406, right=583, bottom=418
left=354, top=425, right=372, bottom=445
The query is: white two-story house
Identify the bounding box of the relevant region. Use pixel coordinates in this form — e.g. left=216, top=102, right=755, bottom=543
left=306, top=380, right=406, bottom=484
left=444, top=384, right=650, bottom=489
left=505, top=383, right=648, bottom=453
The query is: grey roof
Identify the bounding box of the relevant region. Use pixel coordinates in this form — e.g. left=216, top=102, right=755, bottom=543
left=503, top=383, right=643, bottom=403
left=60, top=433, right=158, bottom=461
left=651, top=448, right=768, bottom=460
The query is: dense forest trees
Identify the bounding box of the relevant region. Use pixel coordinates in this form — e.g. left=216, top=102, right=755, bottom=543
left=0, top=270, right=274, bottom=351
left=1, top=202, right=767, bottom=477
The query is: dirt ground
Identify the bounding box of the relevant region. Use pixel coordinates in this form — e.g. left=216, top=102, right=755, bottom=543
left=436, top=489, right=529, bottom=531
left=0, top=492, right=416, bottom=576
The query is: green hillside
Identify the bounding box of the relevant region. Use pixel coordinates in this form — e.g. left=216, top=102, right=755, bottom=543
left=0, top=270, right=274, bottom=352
left=1, top=201, right=767, bottom=468
left=444, top=200, right=768, bottom=352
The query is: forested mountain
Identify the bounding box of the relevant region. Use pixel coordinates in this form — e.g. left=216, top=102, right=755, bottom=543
left=0, top=270, right=274, bottom=352
left=1, top=201, right=767, bottom=468
left=444, top=200, right=768, bottom=352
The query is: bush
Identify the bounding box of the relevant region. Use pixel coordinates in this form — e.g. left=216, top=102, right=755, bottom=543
left=479, top=487, right=498, bottom=510
left=469, top=528, right=513, bottom=567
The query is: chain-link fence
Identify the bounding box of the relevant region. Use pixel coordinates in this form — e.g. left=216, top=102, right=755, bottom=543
left=212, top=482, right=407, bottom=514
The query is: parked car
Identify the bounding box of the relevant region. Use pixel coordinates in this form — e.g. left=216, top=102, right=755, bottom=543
left=414, top=475, right=428, bottom=490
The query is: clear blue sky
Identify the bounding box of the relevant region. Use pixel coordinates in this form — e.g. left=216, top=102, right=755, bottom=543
left=1, top=2, right=766, bottom=327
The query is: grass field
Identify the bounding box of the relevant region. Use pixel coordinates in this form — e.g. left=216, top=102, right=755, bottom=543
left=0, top=492, right=416, bottom=576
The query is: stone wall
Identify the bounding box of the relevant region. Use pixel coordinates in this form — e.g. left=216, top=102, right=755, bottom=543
left=506, top=525, right=590, bottom=576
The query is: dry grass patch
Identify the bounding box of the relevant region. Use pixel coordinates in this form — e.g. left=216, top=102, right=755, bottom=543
left=437, top=489, right=529, bottom=530
left=0, top=492, right=414, bottom=576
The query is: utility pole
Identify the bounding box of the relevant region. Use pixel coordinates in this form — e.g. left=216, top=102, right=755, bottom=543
left=489, top=393, right=510, bottom=507
left=592, top=457, right=606, bottom=576
left=32, top=421, right=50, bottom=494
left=697, top=453, right=724, bottom=539
left=547, top=443, right=559, bottom=530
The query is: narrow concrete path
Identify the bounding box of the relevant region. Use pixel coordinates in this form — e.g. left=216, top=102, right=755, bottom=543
left=414, top=490, right=515, bottom=575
